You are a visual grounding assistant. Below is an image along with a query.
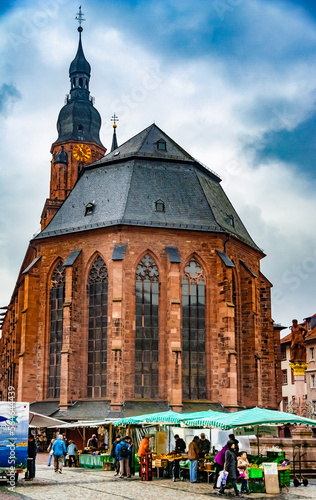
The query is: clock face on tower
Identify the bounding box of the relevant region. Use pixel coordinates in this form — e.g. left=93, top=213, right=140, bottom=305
left=73, top=144, right=92, bottom=162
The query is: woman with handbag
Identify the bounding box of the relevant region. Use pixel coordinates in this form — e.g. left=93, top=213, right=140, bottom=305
left=218, top=440, right=243, bottom=497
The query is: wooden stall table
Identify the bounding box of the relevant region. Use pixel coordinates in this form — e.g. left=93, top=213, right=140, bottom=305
left=79, top=454, right=103, bottom=469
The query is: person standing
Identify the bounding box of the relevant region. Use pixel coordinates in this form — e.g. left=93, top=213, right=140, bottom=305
left=116, top=436, right=131, bottom=478
left=110, top=435, right=121, bottom=476
left=218, top=440, right=243, bottom=497
left=87, top=434, right=98, bottom=449
left=126, top=437, right=135, bottom=476
left=137, top=435, right=151, bottom=457
left=26, top=434, right=37, bottom=480
left=172, top=435, right=186, bottom=482
left=52, top=434, right=67, bottom=474
left=213, top=443, right=228, bottom=489
left=188, top=436, right=200, bottom=483
left=237, top=451, right=250, bottom=494
left=67, top=440, right=78, bottom=467
left=199, top=432, right=210, bottom=457
left=47, top=438, right=55, bottom=467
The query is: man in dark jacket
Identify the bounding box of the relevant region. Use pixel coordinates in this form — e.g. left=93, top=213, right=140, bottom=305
left=199, top=432, right=210, bottom=456
left=110, top=435, right=121, bottom=476
left=218, top=440, right=243, bottom=497
left=26, top=435, right=37, bottom=480
left=172, top=435, right=186, bottom=481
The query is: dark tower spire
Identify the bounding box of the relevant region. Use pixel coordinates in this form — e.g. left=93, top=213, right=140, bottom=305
left=54, top=6, right=104, bottom=147
left=111, top=113, right=119, bottom=152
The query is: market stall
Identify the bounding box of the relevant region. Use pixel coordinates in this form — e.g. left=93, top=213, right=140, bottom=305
left=181, top=407, right=316, bottom=493
left=51, top=419, right=117, bottom=468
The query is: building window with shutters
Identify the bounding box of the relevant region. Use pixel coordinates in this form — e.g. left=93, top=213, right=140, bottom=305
left=135, top=254, right=159, bottom=399
left=48, top=261, right=65, bottom=399
left=87, top=256, right=108, bottom=398
left=182, top=258, right=206, bottom=400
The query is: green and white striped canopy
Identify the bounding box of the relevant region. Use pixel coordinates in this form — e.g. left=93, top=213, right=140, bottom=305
left=182, top=407, right=316, bottom=429
left=114, top=409, right=225, bottom=426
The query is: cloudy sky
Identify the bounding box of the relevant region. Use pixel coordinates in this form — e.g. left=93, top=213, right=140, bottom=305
left=1, top=0, right=316, bottom=335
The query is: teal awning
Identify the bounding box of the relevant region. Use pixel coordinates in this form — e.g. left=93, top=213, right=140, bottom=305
left=113, top=409, right=225, bottom=426
left=182, top=407, right=316, bottom=429
left=114, top=410, right=182, bottom=426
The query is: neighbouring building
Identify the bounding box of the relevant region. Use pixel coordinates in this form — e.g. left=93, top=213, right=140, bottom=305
left=280, top=314, right=316, bottom=417
left=0, top=22, right=281, bottom=420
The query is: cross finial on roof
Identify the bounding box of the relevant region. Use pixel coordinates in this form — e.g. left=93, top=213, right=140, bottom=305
left=111, top=113, right=119, bottom=128
left=76, top=5, right=86, bottom=32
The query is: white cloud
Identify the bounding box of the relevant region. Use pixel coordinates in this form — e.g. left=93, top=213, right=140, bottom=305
left=0, top=0, right=316, bottom=329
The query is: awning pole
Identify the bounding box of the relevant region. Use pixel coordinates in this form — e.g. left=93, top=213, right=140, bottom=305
left=256, top=425, right=259, bottom=455
left=109, top=423, right=113, bottom=452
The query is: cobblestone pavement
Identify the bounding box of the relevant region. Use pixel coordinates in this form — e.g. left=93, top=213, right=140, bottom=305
left=0, top=461, right=316, bottom=500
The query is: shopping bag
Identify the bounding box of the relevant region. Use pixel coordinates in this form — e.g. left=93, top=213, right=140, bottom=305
left=217, top=470, right=228, bottom=488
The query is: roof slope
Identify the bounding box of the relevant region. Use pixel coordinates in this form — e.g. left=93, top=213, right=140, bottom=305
left=36, top=124, right=261, bottom=252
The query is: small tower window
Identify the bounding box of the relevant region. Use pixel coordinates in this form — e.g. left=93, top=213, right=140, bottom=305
left=157, top=139, right=167, bottom=151
left=79, top=78, right=83, bottom=88
left=85, top=202, right=95, bottom=216
left=155, top=199, right=165, bottom=212
left=78, top=124, right=83, bottom=132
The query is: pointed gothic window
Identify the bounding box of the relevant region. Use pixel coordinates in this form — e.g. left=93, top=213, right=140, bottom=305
left=87, top=256, right=108, bottom=398
left=135, top=254, right=159, bottom=398
left=182, top=258, right=206, bottom=400
left=48, top=262, right=65, bottom=399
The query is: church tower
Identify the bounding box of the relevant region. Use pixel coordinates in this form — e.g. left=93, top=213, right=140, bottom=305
left=41, top=9, right=106, bottom=230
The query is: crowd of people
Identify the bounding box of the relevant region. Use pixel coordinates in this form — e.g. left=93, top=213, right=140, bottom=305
left=27, top=428, right=251, bottom=496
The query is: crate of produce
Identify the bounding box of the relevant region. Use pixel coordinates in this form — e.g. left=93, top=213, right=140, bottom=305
left=155, top=458, right=168, bottom=468
left=248, top=479, right=265, bottom=493
left=102, top=462, right=112, bottom=471
left=249, top=468, right=263, bottom=478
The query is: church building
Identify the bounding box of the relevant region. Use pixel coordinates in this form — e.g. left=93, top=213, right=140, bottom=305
left=0, top=20, right=281, bottom=420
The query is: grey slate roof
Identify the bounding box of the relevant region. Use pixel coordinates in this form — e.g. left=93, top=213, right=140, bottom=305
left=36, top=124, right=260, bottom=252
left=30, top=400, right=226, bottom=421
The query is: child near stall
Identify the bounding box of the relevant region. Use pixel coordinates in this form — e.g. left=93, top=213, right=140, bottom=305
left=237, top=451, right=250, bottom=494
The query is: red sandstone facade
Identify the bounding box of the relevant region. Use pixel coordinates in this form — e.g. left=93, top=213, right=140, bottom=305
left=0, top=224, right=281, bottom=411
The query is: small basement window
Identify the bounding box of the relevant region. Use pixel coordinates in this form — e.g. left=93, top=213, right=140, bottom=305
left=155, top=199, right=165, bottom=212
left=85, top=202, right=95, bottom=216
left=157, top=139, right=167, bottom=151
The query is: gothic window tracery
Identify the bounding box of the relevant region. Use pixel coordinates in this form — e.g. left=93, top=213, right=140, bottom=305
left=135, top=254, right=159, bottom=398
left=87, top=255, right=108, bottom=398
left=182, top=258, right=206, bottom=400
left=48, top=262, right=65, bottom=399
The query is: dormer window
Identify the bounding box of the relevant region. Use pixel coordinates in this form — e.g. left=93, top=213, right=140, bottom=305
left=224, top=214, right=234, bottom=227
left=157, top=139, right=167, bottom=151
left=85, top=202, right=95, bottom=216
left=155, top=199, right=165, bottom=212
